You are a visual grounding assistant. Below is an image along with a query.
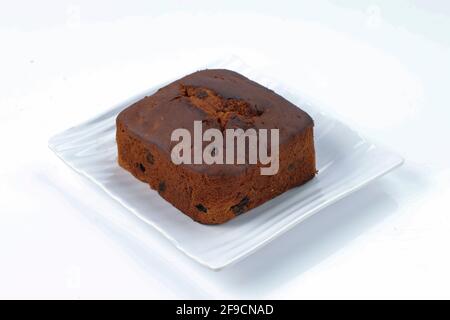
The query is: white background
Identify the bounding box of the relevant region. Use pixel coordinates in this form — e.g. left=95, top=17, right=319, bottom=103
left=1, top=0, right=450, bottom=299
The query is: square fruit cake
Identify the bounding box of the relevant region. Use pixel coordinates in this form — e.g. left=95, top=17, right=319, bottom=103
left=116, top=69, right=316, bottom=224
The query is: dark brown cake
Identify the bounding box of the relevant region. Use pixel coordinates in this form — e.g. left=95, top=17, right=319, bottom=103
left=116, top=69, right=316, bottom=224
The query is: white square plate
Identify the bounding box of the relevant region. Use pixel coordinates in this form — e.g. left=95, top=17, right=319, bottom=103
left=48, top=57, right=404, bottom=270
